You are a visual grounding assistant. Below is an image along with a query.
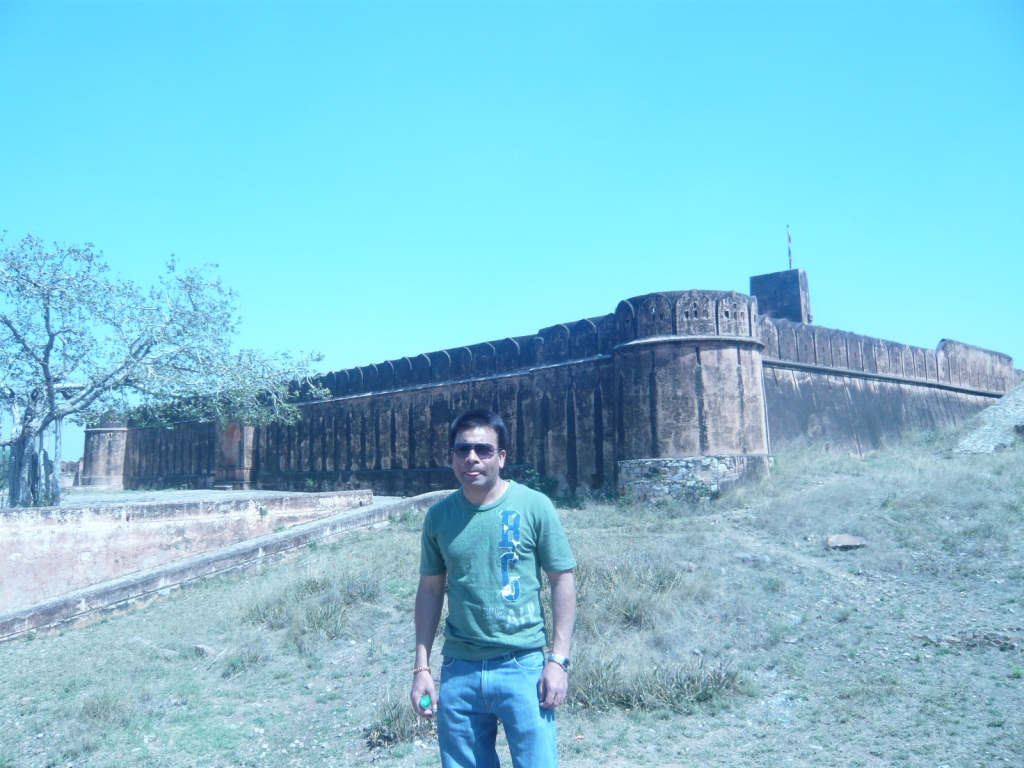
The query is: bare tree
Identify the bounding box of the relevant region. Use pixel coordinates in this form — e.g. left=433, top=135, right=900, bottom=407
left=0, top=234, right=324, bottom=507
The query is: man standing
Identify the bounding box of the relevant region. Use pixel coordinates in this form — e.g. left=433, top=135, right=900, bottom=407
left=410, top=409, right=577, bottom=768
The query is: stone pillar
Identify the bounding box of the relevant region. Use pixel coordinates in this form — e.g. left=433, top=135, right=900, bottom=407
left=81, top=423, right=127, bottom=488
left=215, top=421, right=255, bottom=489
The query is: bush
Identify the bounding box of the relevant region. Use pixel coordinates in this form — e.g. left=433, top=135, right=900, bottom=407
left=570, top=653, right=736, bottom=712
left=364, top=691, right=436, bottom=748
left=243, top=563, right=382, bottom=653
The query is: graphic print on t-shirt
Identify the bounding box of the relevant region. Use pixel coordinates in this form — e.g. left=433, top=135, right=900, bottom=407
left=499, top=509, right=521, bottom=603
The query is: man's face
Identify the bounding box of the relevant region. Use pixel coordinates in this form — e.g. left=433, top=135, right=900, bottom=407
left=450, top=425, right=506, bottom=493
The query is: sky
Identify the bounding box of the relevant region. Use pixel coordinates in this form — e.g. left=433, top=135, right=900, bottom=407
left=1, top=1, right=1022, bottom=460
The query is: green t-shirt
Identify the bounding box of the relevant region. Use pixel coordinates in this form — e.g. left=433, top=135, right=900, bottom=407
left=419, top=480, right=577, bottom=661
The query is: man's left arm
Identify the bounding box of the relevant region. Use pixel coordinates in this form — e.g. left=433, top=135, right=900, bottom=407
left=539, top=569, right=576, bottom=709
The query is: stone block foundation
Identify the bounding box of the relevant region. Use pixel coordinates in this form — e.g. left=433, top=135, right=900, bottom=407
left=618, top=455, right=770, bottom=503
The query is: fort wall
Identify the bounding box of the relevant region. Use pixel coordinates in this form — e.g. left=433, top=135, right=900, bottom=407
left=90, top=273, right=1022, bottom=499
left=758, top=320, right=1019, bottom=452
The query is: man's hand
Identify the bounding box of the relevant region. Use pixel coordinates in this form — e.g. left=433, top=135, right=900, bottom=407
left=538, top=661, right=568, bottom=708
left=411, top=574, right=446, bottom=718
left=410, top=670, right=438, bottom=718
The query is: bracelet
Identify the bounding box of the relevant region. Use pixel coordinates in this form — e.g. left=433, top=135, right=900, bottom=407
left=412, top=666, right=431, bottom=675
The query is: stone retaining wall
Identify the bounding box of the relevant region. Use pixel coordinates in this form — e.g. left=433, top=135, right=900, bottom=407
left=0, top=491, right=448, bottom=643
left=0, top=489, right=371, bottom=612
left=618, top=455, right=770, bottom=503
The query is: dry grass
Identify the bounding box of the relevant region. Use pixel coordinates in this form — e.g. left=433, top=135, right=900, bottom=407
left=1, top=429, right=1022, bottom=766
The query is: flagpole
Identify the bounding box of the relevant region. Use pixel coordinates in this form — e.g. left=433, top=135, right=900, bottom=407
left=787, top=225, right=793, bottom=270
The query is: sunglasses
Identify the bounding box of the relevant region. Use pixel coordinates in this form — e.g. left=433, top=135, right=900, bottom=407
left=451, top=442, right=498, bottom=460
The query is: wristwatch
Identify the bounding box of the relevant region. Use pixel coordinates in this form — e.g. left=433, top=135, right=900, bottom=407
left=547, top=653, right=571, bottom=672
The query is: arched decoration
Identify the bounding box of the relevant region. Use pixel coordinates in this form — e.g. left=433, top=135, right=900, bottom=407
left=748, top=296, right=759, bottom=335
left=885, top=342, right=907, bottom=377
left=392, top=357, right=413, bottom=387
left=517, top=335, right=540, bottom=367
left=903, top=346, right=918, bottom=379
left=813, top=327, right=833, bottom=367
left=925, top=349, right=938, bottom=381
left=448, top=347, right=472, bottom=379
left=538, top=324, right=570, bottom=364
left=359, top=365, right=379, bottom=393
left=795, top=324, right=816, bottom=365
left=596, top=314, right=617, bottom=354
left=333, top=369, right=350, bottom=397
left=935, top=347, right=949, bottom=383
left=827, top=329, right=849, bottom=369
left=374, top=360, right=393, bottom=390
left=869, top=338, right=888, bottom=375
left=427, top=350, right=452, bottom=382
left=528, top=337, right=544, bottom=368
left=614, top=300, right=636, bottom=345
left=716, top=292, right=750, bottom=336
left=569, top=319, right=598, bottom=359
left=495, top=338, right=521, bottom=373
left=469, top=342, right=496, bottom=377
left=674, top=291, right=716, bottom=336
left=757, top=318, right=780, bottom=359
left=913, top=348, right=927, bottom=381
left=347, top=367, right=364, bottom=393
left=323, top=372, right=337, bottom=397
left=635, top=294, right=673, bottom=338
left=412, top=354, right=431, bottom=385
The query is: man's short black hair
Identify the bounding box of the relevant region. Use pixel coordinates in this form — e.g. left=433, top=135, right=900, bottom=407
left=449, top=409, right=508, bottom=452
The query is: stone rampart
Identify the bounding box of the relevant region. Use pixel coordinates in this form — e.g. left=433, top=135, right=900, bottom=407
left=758, top=319, right=1017, bottom=452
left=94, top=273, right=1022, bottom=499
left=250, top=289, right=765, bottom=497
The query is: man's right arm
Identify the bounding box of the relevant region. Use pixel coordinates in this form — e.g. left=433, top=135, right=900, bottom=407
left=411, top=572, right=446, bottom=718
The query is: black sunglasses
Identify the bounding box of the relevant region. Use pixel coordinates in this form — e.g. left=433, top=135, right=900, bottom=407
left=451, top=442, right=498, bottom=460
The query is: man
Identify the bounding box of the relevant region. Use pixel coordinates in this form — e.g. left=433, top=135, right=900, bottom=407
left=410, top=409, right=577, bottom=768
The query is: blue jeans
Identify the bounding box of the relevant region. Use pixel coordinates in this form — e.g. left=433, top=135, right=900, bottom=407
left=437, top=648, right=558, bottom=768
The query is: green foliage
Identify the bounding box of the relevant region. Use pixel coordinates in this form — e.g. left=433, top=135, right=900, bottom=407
left=521, top=468, right=558, bottom=500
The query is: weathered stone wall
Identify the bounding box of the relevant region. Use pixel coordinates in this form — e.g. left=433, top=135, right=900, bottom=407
left=0, top=489, right=371, bottom=613
left=618, top=455, right=770, bottom=503
left=758, top=319, right=1017, bottom=453
left=252, top=289, right=765, bottom=497
left=122, top=420, right=219, bottom=490
left=81, top=426, right=127, bottom=488
left=99, top=277, right=1022, bottom=498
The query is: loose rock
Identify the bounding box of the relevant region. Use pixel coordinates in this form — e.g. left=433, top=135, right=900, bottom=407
left=826, top=535, right=867, bottom=550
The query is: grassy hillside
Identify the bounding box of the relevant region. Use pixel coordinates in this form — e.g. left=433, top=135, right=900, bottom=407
left=1, top=429, right=1022, bottom=767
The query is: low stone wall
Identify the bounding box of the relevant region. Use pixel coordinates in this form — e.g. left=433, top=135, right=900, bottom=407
left=618, top=455, right=770, bottom=502
left=0, top=492, right=449, bottom=643
left=0, top=489, right=371, bottom=613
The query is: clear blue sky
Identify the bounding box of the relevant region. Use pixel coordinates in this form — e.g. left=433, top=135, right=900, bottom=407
left=2, top=1, right=1022, bottom=459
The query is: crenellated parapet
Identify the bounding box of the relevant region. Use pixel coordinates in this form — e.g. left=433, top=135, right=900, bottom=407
left=318, top=290, right=763, bottom=402
left=617, top=290, right=759, bottom=341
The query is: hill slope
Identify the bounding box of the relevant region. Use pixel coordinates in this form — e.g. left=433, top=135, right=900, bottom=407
left=1, top=429, right=1022, bottom=767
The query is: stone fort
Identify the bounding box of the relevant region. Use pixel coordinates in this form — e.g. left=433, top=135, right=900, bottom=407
left=82, top=269, right=1023, bottom=501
